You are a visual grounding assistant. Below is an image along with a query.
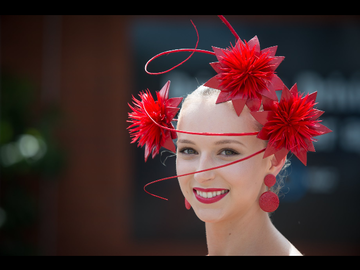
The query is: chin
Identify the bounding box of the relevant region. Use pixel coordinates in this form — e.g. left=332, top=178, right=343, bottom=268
left=193, top=206, right=229, bottom=223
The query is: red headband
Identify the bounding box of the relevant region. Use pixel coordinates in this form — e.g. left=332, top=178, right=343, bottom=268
left=127, top=15, right=332, bottom=200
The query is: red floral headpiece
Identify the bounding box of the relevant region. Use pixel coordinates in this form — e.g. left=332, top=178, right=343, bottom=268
left=127, top=81, right=182, bottom=162
left=145, top=16, right=284, bottom=117
left=203, top=35, right=284, bottom=116
left=128, top=80, right=259, bottom=162
left=128, top=15, right=332, bottom=200
left=251, top=84, right=332, bottom=166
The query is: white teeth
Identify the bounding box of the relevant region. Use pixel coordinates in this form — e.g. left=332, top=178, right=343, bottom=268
left=196, top=190, right=228, bottom=198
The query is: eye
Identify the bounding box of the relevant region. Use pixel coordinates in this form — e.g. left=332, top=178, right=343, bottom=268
left=179, top=147, right=198, bottom=155
left=219, top=148, right=239, bottom=156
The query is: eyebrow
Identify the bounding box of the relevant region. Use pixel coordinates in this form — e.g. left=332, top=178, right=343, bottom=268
left=214, top=139, right=245, bottom=147
left=177, top=139, right=195, bottom=145
left=177, top=139, right=246, bottom=147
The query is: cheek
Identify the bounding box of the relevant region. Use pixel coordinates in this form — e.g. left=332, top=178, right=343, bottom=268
left=223, top=156, right=267, bottom=200
left=176, top=158, right=193, bottom=197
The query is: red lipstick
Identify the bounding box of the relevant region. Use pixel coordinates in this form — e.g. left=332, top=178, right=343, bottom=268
left=193, top=188, right=229, bottom=204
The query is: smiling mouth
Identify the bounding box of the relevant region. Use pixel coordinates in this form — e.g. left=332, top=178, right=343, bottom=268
left=193, top=188, right=229, bottom=204
left=195, top=189, right=229, bottom=198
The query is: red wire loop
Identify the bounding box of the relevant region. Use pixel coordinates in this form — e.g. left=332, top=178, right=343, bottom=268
left=143, top=102, right=259, bottom=137
left=144, top=20, right=215, bottom=75
left=144, top=148, right=266, bottom=200
left=144, top=16, right=241, bottom=76
left=142, top=103, right=263, bottom=200
left=142, top=15, right=263, bottom=201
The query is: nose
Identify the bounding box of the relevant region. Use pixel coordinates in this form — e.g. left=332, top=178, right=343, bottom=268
left=193, top=154, right=216, bottom=184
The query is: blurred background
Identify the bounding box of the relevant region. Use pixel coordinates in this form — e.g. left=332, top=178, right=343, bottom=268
left=0, top=15, right=359, bottom=255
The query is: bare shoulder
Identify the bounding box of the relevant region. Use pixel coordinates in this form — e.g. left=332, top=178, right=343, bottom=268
left=255, top=232, right=303, bottom=255
left=269, top=225, right=303, bottom=256
left=269, top=239, right=303, bottom=256
left=288, top=243, right=303, bottom=256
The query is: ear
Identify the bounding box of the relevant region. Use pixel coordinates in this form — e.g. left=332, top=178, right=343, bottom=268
left=267, top=154, right=286, bottom=177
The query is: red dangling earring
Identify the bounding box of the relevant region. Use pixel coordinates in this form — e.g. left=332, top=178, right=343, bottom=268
left=259, top=174, right=279, bottom=213
left=185, top=198, right=191, bottom=210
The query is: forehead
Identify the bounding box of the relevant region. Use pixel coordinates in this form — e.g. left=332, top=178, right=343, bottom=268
left=177, top=96, right=257, bottom=135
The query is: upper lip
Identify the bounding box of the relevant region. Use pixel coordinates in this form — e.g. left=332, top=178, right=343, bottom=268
left=193, top=187, right=229, bottom=192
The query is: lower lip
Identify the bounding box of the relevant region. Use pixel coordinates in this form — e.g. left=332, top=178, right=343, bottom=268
left=193, top=189, right=229, bottom=204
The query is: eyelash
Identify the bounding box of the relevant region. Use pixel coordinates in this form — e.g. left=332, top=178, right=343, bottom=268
left=219, top=148, right=240, bottom=156
left=178, top=147, right=240, bottom=156
left=178, top=147, right=198, bottom=155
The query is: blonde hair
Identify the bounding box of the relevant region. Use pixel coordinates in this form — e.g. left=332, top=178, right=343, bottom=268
left=180, top=84, right=264, bottom=137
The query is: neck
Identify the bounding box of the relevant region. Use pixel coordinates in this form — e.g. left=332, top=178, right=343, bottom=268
left=205, top=208, right=279, bottom=256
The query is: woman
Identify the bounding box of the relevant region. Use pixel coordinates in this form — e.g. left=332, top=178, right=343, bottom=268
left=176, top=85, right=301, bottom=255
left=127, top=16, right=331, bottom=255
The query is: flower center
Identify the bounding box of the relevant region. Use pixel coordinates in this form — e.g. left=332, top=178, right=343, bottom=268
left=219, top=45, right=273, bottom=97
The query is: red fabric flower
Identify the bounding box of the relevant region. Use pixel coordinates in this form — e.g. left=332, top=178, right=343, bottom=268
left=251, top=84, right=332, bottom=166
left=127, top=81, right=183, bottom=162
left=204, top=36, right=285, bottom=116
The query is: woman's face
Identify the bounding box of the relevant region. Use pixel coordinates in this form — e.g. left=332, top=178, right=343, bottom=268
left=176, top=95, right=272, bottom=223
